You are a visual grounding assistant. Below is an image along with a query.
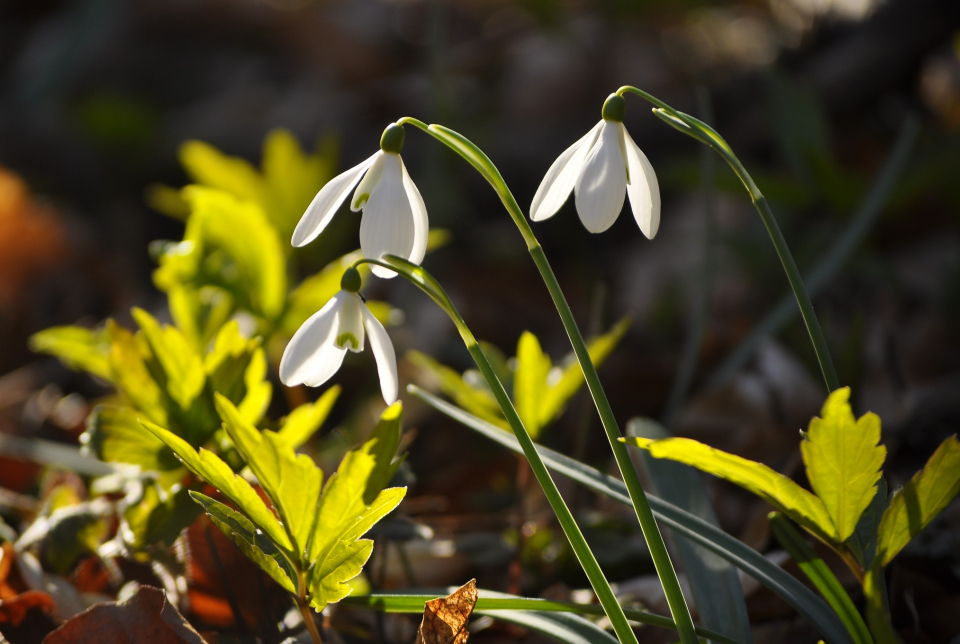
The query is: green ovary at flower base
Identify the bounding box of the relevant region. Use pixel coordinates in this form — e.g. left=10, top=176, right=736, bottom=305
left=291, top=124, right=428, bottom=279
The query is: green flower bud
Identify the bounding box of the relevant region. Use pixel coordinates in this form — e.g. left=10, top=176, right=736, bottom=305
left=601, top=94, right=626, bottom=122
left=380, top=124, right=405, bottom=154
left=341, top=267, right=362, bottom=293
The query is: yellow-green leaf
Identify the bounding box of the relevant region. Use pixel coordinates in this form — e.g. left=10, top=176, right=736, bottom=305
left=191, top=491, right=298, bottom=593
left=622, top=435, right=838, bottom=543
left=800, top=388, right=887, bottom=542
left=83, top=406, right=183, bottom=489
left=29, top=326, right=113, bottom=381
left=277, top=386, right=340, bottom=450
left=877, top=434, right=960, bottom=566
left=306, top=403, right=406, bottom=610
left=214, top=394, right=322, bottom=561
left=132, top=308, right=206, bottom=411
left=179, top=140, right=266, bottom=206
left=105, top=321, right=167, bottom=426
left=261, top=129, right=336, bottom=240
left=407, top=351, right=504, bottom=428
left=539, top=317, right=630, bottom=428
left=182, top=186, right=287, bottom=321
left=514, top=332, right=551, bottom=439
left=140, top=419, right=294, bottom=555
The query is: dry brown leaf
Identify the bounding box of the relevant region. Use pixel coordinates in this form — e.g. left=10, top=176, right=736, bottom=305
left=42, top=585, right=206, bottom=644
left=0, top=590, right=58, bottom=644
left=414, top=579, right=478, bottom=644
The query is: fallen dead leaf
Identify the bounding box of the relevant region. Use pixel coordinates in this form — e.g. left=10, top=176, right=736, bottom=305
left=414, top=579, right=478, bottom=644
left=0, top=590, right=58, bottom=644
left=42, top=585, right=206, bottom=644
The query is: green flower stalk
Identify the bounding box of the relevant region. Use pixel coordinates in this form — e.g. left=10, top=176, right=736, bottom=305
left=616, top=85, right=840, bottom=392
left=393, top=117, right=700, bottom=644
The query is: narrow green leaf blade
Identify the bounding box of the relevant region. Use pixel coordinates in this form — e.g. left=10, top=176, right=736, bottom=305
left=623, top=435, right=838, bottom=542
left=140, top=419, right=293, bottom=553
left=769, top=513, right=873, bottom=644
left=801, top=388, right=886, bottom=542
left=627, top=418, right=752, bottom=644
left=409, top=385, right=852, bottom=644
left=342, top=590, right=739, bottom=644
left=877, top=434, right=960, bottom=565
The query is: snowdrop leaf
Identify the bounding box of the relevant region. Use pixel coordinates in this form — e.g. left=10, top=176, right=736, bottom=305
left=141, top=419, right=294, bottom=555
left=182, top=187, right=287, bottom=322
left=877, top=434, right=960, bottom=566
left=514, top=332, right=551, bottom=440
left=408, top=351, right=504, bottom=428
left=215, top=394, right=322, bottom=561
left=29, top=326, right=113, bottom=381
left=84, top=405, right=183, bottom=488
left=306, top=403, right=407, bottom=610
left=132, top=307, right=206, bottom=412
left=191, top=492, right=297, bottom=594
left=277, top=386, right=340, bottom=450
left=621, top=435, right=838, bottom=543
left=800, top=388, right=886, bottom=542
left=538, top=317, right=629, bottom=428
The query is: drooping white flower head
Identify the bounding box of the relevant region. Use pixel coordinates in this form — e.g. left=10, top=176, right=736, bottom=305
left=291, top=124, right=428, bottom=279
left=530, top=94, right=661, bottom=238
left=280, top=268, right=398, bottom=405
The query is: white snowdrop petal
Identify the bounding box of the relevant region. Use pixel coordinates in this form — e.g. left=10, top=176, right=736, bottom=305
left=574, top=121, right=627, bottom=233
left=292, top=152, right=379, bottom=247
left=621, top=124, right=661, bottom=239
left=279, top=292, right=349, bottom=387
left=362, top=305, right=398, bottom=405
left=530, top=121, right=604, bottom=222
left=350, top=151, right=386, bottom=212
left=360, top=154, right=416, bottom=279
left=335, top=293, right=365, bottom=352
left=401, top=158, right=429, bottom=265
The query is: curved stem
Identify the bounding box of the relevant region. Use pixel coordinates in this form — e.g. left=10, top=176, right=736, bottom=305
left=392, top=120, right=700, bottom=644
left=618, top=86, right=840, bottom=392
left=357, top=256, right=641, bottom=644
left=298, top=573, right=324, bottom=644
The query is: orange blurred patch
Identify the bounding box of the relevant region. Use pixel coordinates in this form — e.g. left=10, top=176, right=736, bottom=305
left=0, top=168, right=67, bottom=307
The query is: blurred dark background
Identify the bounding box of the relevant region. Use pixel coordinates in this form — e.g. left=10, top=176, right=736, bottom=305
left=1, top=0, right=960, bottom=640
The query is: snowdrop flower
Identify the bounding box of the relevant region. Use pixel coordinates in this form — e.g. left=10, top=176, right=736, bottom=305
left=530, top=94, right=661, bottom=238
left=280, top=268, right=398, bottom=405
left=291, top=124, right=428, bottom=278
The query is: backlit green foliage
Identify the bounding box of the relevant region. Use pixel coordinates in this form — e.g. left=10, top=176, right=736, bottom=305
left=409, top=317, right=629, bottom=439
left=145, top=398, right=407, bottom=612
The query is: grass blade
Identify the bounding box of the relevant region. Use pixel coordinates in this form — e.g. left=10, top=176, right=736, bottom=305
left=409, top=385, right=853, bottom=644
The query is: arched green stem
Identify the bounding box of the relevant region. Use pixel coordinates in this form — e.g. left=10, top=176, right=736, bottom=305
left=353, top=256, right=641, bottom=644
left=616, top=86, right=839, bottom=392
left=394, top=117, right=699, bottom=644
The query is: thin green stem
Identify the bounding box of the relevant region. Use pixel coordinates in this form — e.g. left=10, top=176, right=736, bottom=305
left=394, top=120, right=699, bottom=644
left=355, top=257, right=640, bottom=644
left=618, top=86, right=840, bottom=392
left=863, top=562, right=902, bottom=644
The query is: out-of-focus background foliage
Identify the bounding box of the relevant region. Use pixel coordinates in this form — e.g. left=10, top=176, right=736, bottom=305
left=1, top=0, right=959, bottom=641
